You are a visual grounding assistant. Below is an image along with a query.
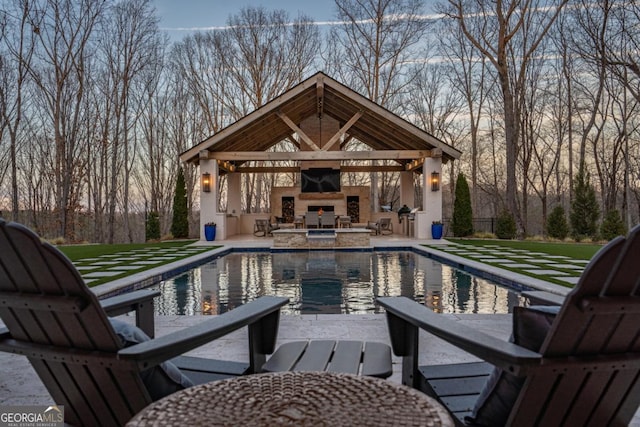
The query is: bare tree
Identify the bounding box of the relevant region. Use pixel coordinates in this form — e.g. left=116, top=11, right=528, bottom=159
left=222, top=7, right=319, bottom=112
left=596, top=1, right=640, bottom=103
left=28, top=0, right=105, bottom=240
left=170, top=31, right=228, bottom=136
left=162, top=70, right=204, bottom=235
left=439, top=19, right=492, bottom=214
left=131, top=44, right=175, bottom=234
left=580, top=0, right=640, bottom=228
left=327, top=0, right=430, bottom=106
left=521, top=50, right=564, bottom=234
left=0, top=0, right=39, bottom=221
left=170, top=7, right=319, bottom=214
left=326, top=0, right=432, bottom=212
left=97, top=0, right=161, bottom=242
left=592, top=76, right=637, bottom=214
left=552, top=13, right=576, bottom=204
left=439, top=0, right=569, bottom=235
left=402, top=61, right=466, bottom=209
left=0, top=14, right=10, bottom=205
left=566, top=0, right=612, bottom=168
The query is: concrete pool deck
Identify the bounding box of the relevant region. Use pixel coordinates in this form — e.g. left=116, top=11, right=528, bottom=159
left=1, top=234, right=639, bottom=425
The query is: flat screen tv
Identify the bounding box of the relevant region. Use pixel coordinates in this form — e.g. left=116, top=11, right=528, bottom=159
left=301, top=168, right=340, bottom=193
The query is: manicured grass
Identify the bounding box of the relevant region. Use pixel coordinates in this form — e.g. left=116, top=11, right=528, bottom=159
left=448, top=239, right=602, bottom=260
left=429, top=239, right=606, bottom=288
left=57, top=240, right=199, bottom=261
left=55, top=241, right=218, bottom=287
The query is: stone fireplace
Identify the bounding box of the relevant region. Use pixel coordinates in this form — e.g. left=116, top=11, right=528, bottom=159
left=270, top=186, right=370, bottom=224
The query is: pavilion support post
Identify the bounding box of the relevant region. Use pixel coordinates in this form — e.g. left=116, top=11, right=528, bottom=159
left=200, top=157, right=224, bottom=240
left=399, top=171, right=415, bottom=210
left=416, top=156, right=442, bottom=239
left=227, top=173, right=242, bottom=216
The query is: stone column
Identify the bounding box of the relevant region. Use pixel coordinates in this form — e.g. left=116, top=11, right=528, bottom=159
left=399, top=171, right=415, bottom=209
left=417, top=153, right=442, bottom=239
left=227, top=173, right=242, bottom=216
left=199, top=155, right=222, bottom=240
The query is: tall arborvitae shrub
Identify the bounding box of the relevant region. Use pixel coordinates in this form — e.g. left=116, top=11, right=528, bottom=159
left=570, top=165, right=600, bottom=241
left=600, top=209, right=626, bottom=241
left=547, top=205, right=569, bottom=240
left=146, top=211, right=160, bottom=241
left=171, top=167, right=189, bottom=238
left=496, top=209, right=517, bottom=239
left=451, top=173, right=473, bottom=237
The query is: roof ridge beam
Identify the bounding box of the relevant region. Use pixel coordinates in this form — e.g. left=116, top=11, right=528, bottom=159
left=316, top=76, right=324, bottom=117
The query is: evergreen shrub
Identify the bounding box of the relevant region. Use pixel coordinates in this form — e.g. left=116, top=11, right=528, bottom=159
left=496, top=209, right=516, bottom=239
left=146, top=211, right=161, bottom=241
left=451, top=173, right=473, bottom=237
left=600, top=209, right=626, bottom=241
left=547, top=205, right=569, bottom=240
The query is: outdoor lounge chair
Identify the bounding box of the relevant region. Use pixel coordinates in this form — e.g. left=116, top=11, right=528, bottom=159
left=378, top=224, right=640, bottom=426
left=253, top=218, right=269, bottom=236
left=253, top=218, right=279, bottom=236
left=378, top=217, right=393, bottom=235
left=320, top=211, right=335, bottom=228
left=0, top=219, right=289, bottom=426
left=305, top=211, right=319, bottom=228
left=366, top=217, right=393, bottom=235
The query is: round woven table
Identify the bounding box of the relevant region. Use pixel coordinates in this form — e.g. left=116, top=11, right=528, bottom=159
left=127, top=371, right=454, bottom=426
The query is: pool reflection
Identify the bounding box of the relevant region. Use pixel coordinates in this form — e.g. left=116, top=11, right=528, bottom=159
left=152, top=251, right=524, bottom=315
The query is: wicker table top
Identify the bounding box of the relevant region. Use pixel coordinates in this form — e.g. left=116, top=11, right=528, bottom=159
left=127, top=371, right=454, bottom=426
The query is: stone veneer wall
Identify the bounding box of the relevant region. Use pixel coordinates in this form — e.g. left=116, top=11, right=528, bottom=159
left=272, top=229, right=371, bottom=248
left=270, top=114, right=373, bottom=224
left=271, top=186, right=371, bottom=223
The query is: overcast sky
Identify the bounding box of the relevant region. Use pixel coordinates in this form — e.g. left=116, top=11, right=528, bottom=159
left=153, top=0, right=338, bottom=39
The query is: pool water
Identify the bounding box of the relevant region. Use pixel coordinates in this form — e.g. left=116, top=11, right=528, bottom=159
left=151, top=251, right=525, bottom=315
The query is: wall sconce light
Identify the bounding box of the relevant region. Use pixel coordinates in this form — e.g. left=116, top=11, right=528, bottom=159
left=202, top=172, right=211, bottom=193
left=431, top=171, right=440, bottom=192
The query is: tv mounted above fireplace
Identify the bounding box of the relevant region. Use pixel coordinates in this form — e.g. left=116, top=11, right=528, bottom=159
left=301, top=168, right=341, bottom=193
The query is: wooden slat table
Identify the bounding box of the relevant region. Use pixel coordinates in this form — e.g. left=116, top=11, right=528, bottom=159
left=262, top=340, right=392, bottom=378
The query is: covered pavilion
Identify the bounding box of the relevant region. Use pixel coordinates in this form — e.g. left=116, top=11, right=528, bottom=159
left=180, top=72, right=461, bottom=241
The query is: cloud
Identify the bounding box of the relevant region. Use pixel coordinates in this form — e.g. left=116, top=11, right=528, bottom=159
left=160, top=13, right=444, bottom=33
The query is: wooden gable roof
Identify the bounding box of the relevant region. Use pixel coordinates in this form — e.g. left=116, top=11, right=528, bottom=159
left=180, top=72, right=461, bottom=168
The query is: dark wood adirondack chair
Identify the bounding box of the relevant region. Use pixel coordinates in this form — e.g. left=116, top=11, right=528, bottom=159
left=378, top=224, right=640, bottom=427
left=0, top=219, right=288, bottom=426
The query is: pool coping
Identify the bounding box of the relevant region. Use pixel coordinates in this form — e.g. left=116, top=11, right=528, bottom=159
left=92, top=241, right=571, bottom=300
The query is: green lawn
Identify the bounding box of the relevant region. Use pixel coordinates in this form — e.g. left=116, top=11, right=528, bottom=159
left=448, top=239, right=602, bottom=260
left=431, top=239, right=605, bottom=288
left=56, top=241, right=218, bottom=287
left=57, top=240, right=200, bottom=261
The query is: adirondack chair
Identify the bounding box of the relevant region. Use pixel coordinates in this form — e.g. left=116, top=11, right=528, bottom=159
left=0, top=219, right=288, bottom=426
left=378, top=224, right=640, bottom=427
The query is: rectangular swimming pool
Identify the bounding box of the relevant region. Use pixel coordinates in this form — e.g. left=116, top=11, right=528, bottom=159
left=150, top=250, right=526, bottom=315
